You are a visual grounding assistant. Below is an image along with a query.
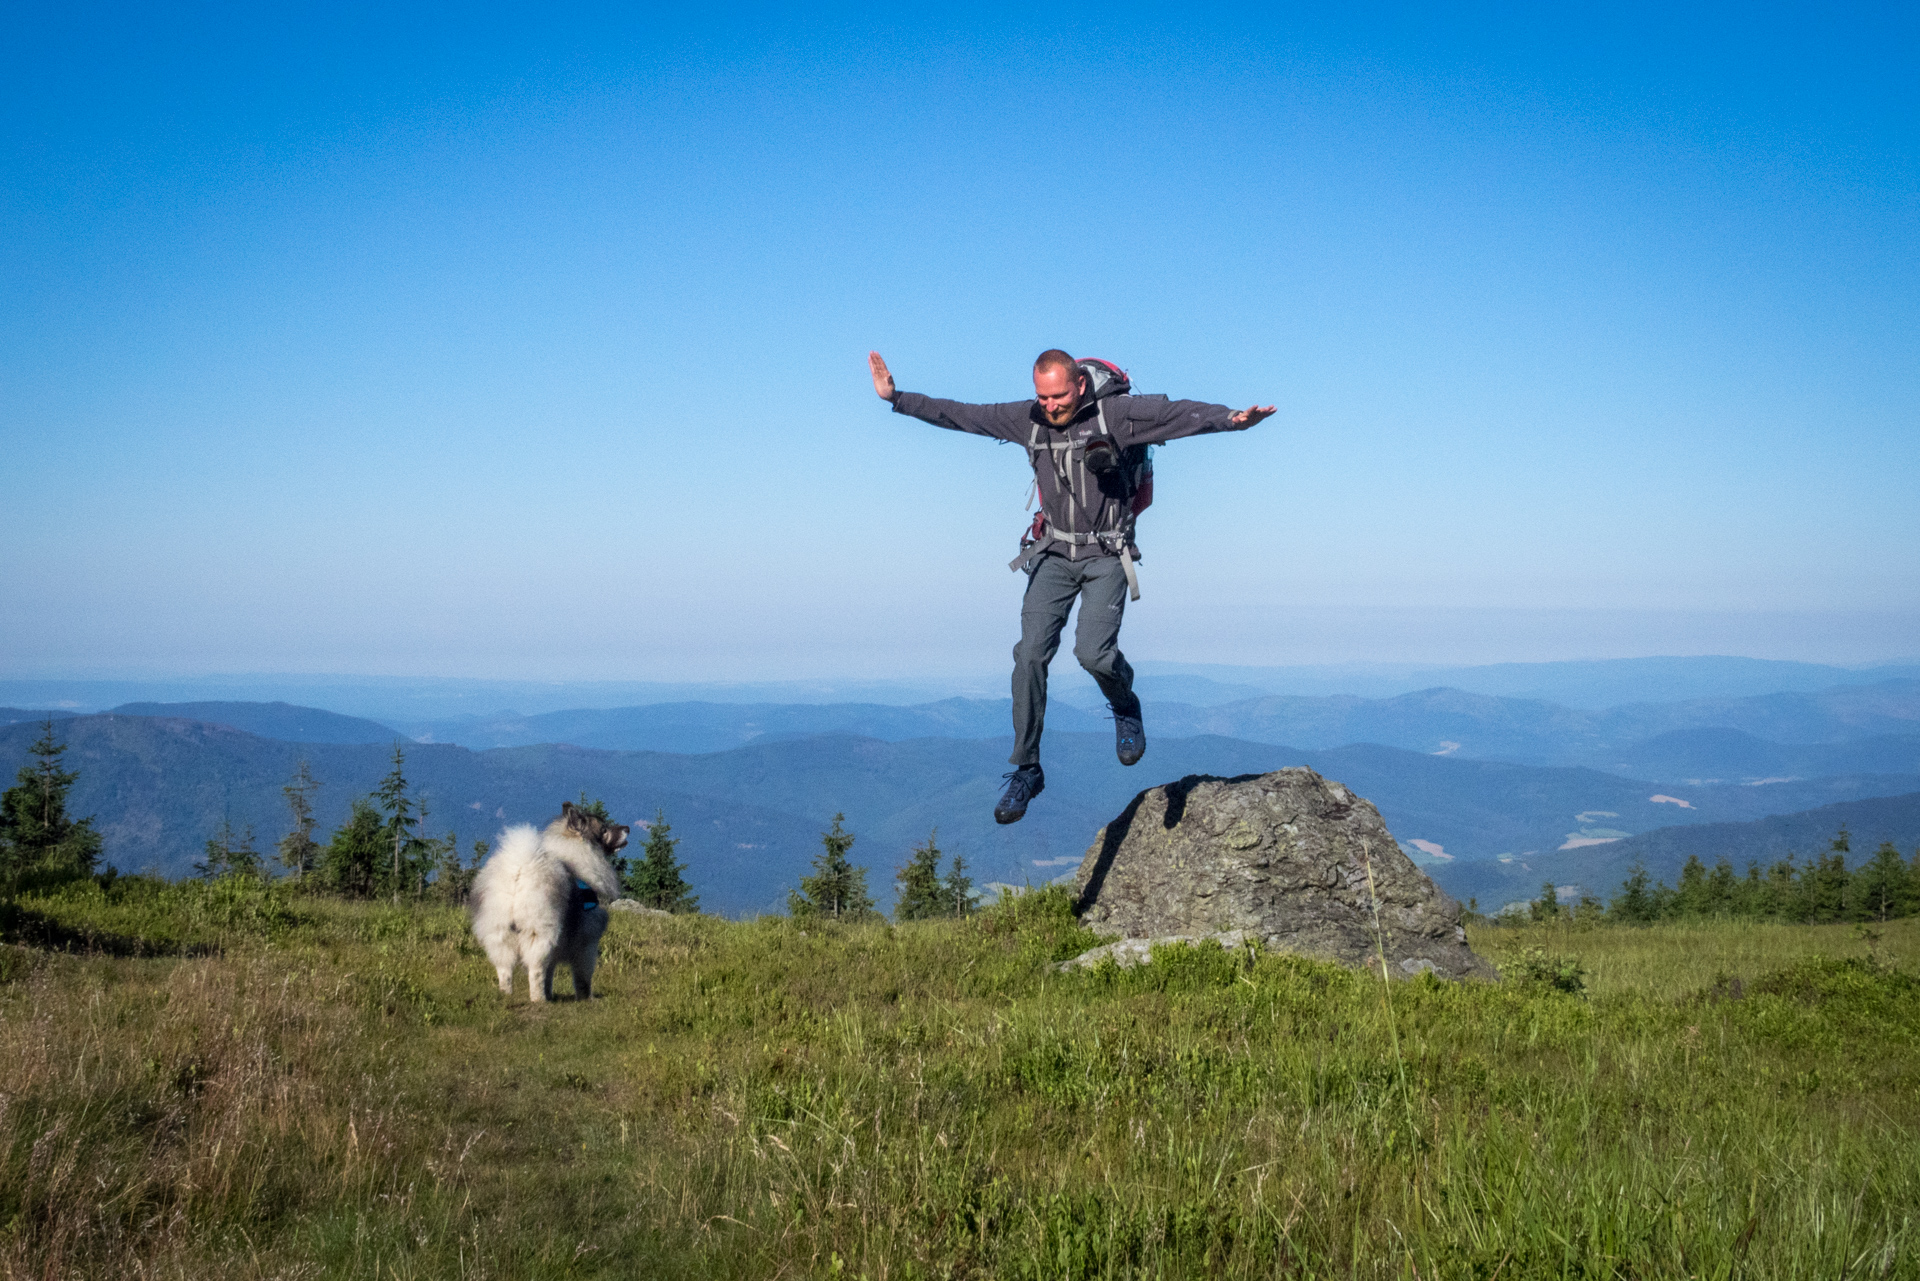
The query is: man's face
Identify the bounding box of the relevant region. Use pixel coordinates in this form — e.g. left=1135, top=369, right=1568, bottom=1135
left=1033, top=365, right=1086, bottom=427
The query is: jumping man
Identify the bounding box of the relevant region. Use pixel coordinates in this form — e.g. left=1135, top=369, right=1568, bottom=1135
left=869, top=349, right=1275, bottom=823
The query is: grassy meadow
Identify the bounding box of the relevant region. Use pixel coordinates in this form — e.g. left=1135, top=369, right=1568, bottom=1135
left=0, top=880, right=1915, bottom=1279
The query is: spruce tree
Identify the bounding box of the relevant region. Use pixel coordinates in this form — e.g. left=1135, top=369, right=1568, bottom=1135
left=894, top=829, right=949, bottom=921
left=1530, top=880, right=1561, bottom=922
left=629, top=809, right=698, bottom=913
left=1801, top=830, right=1852, bottom=923
left=790, top=813, right=875, bottom=921
left=1611, top=861, right=1656, bottom=924
left=1761, top=858, right=1799, bottom=919
left=318, top=799, right=387, bottom=898
left=433, top=836, right=481, bottom=905
left=195, top=819, right=262, bottom=879
left=1852, top=841, right=1913, bottom=922
left=945, top=852, right=975, bottom=918
left=368, top=745, right=437, bottom=900
left=276, top=760, right=322, bottom=878
left=0, top=720, right=103, bottom=890
left=1706, top=857, right=1737, bottom=914
left=376, top=746, right=415, bottom=901
left=1673, top=855, right=1710, bottom=916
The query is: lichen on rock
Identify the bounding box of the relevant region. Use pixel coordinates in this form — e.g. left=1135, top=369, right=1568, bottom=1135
left=1068, top=767, right=1494, bottom=980
left=607, top=899, right=672, bottom=917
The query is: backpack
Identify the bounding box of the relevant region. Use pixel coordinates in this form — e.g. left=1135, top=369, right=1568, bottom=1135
left=1074, top=359, right=1154, bottom=520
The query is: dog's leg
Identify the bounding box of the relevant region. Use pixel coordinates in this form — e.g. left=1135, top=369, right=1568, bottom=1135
left=525, top=933, right=558, bottom=1003
left=480, top=933, right=518, bottom=995
left=570, top=941, right=598, bottom=1000
left=567, top=907, right=609, bottom=1000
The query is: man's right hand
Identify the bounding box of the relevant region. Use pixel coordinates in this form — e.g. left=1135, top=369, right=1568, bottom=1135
left=868, top=351, right=897, bottom=402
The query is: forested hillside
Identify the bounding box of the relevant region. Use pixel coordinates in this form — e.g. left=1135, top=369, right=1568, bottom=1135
left=5, top=713, right=1918, bottom=916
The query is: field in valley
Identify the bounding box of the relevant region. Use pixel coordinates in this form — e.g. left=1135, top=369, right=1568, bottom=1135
left=0, top=884, right=1915, bottom=1279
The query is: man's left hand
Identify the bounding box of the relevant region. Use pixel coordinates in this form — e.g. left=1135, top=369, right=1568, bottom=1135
left=1230, top=405, right=1277, bottom=428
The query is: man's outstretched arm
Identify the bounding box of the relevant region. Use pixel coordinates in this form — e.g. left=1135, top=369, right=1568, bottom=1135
left=1117, top=396, right=1278, bottom=446
left=866, top=351, right=1029, bottom=443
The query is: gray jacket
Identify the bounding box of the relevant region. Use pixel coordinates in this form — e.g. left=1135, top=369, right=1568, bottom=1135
left=891, top=390, right=1244, bottom=562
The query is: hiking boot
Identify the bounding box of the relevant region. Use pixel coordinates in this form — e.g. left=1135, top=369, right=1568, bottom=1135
left=1111, top=700, right=1146, bottom=766
left=994, top=765, right=1045, bottom=824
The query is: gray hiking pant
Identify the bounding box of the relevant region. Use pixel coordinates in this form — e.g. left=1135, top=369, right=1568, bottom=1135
left=1010, top=553, right=1137, bottom=767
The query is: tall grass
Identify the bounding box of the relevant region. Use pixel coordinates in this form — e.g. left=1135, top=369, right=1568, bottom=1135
left=0, top=881, right=1915, bottom=1278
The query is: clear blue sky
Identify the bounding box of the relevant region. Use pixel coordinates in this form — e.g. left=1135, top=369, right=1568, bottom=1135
left=4, top=3, right=1915, bottom=681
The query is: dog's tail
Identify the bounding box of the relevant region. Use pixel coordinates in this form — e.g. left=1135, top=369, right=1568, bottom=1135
left=493, top=824, right=543, bottom=866
left=471, top=823, right=545, bottom=915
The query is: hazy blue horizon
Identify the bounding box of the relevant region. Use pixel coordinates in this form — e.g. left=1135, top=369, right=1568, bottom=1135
left=5, top=604, right=1918, bottom=685
left=8, top=653, right=1920, bottom=722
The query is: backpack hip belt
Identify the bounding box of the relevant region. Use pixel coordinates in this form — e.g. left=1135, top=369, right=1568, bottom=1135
left=1008, top=524, right=1141, bottom=600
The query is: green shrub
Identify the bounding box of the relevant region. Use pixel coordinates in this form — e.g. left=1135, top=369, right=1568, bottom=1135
left=980, top=883, right=1101, bottom=964
left=1495, top=943, right=1588, bottom=995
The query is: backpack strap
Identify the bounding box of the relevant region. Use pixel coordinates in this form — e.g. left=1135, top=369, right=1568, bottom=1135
left=1092, top=399, right=1142, bottom=600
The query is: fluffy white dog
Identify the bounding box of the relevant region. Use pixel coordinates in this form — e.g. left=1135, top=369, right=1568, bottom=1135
left=471, top=802, right=628, bottom=1002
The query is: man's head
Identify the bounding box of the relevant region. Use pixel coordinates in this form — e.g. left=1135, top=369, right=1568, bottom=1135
left=1032, top=349, right=1086, bottom=426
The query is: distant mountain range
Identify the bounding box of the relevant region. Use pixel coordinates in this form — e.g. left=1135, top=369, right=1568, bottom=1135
left=107, top=701, right=404, bottom=745
left=5, top=712, right=1917, bottom=918
left=1434, top=791, right=1920, bottom=912
left=1135, top=656, right=1920, bottom=709
left=398, top=699, right=1112, bottom=753
left=9, top=655, right=1920, bottom=720
left=1138, top=683, right=1920, bottom=773
left=6, top=657, right=1917, bottom=918
left=82, top=681, right=1918, bottom=785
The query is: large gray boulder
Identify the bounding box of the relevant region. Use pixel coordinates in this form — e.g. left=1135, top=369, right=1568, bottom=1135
left=1070, top=767, right=1494, bottom=980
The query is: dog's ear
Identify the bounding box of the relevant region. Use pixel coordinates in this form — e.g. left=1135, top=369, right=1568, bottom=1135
left=562, top=800, right=578, bottom=818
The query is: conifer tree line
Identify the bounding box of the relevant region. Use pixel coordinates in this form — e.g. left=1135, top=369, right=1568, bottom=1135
left=1507, top=828, right=1920, bottom=926
left=786, top=815, right=977, bottom=922
left=0, top=722, right=708, bottom=910
left=0, top=728, right=984, bottom=924
left=296, top=746, right=461, bottom=901
left=301, top=760, right=706, bottom=908
left=15, top=717, right=1914, bottom=928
